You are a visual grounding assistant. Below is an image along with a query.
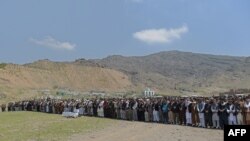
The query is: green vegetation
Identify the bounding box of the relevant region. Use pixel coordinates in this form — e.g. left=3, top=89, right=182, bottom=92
left=0, top=63, right=7, bottom=69
left=0, top=112, right=114, bottom=141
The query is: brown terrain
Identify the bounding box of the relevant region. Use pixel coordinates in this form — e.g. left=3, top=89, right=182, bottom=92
left=0, top=60, right=131, bottom=102
left=70, top=120, right=223, bottom=141
left=1, top=51, right=239, bottom=141
left=1, top=51, right=250, bottom=102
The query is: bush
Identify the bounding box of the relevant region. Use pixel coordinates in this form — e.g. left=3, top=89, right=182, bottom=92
left=0, top=63, right=7, bottom=69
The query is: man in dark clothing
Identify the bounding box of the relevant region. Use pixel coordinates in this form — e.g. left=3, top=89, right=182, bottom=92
left=172, top=100, right=179, bottom=124
left=218, top=99, right=228, bottom=129
left=121, top=100, right=127, bottom=120
left=128, top=100, right=134, bottom=121
left=178, top=99, right=186, bottom=125
left=1, top=104, right=6, bottom=112
left=27, top=101, right=32, bottom=111
left=161, top=100, right=169, bottom=124
left=109, top=100, right=115, bottom=119
left=49, top=102, right=53, bottom=113
left=103, top=100, right=109, bottom=118
left=204, top=100, right=213, bottom=128
left=93, top=100, right=98, bottom=117
left=137, top=100, right=145, bottom=121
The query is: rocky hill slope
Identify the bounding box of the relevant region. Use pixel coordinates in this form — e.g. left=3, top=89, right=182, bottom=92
left=0, top=60, right=131, bottom=102
left=94, top=51, right=250, bottom=95
left=1, top=51, right=250, bottom=102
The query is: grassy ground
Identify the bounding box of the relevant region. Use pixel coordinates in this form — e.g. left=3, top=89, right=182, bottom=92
left=0, top=112, right=114, bottom=141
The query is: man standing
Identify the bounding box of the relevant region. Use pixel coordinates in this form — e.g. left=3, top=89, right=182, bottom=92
left=128, top=99, right=133, bottom=121
left=204, top=99, right=213, bottom=128
left=92, top=100, right=98, bottom=117
left=97, top=99, right=104, bottom=117
left=235, top=99, right=244, bottom=125
left=137, top=99, right=145, bottom=121
left=1, top=104, right=6, bottom=112
left=168, top=100, right=174, bottom=124
left=211, top=99, right=220, bottom=128
left=227, top=99, right=237, bottom=125
left=179, top=99, right=186, bottom=125
left=161, top=100, right=169, bottom=124
left=218, top=99, right=228, bottom=129
left=191, top=99, right=199, bottom=127
left=132, top=99, right=138, bottom=121
left=109, top=100, right=116, bottom=119
left=125, top=99, right=130, bottom=120
left=172, top=99, right=180, bottom=125
left=121, top=99, right=127, bottom=120
left=153, top=100, right=159, bottom=122
left=185, top=98, right=192, bottom=126
left=145, top=99, right=153, bottom=122
left=197, top=98, right=205, bottom=128
left=244, top=98, right=250, bottom=125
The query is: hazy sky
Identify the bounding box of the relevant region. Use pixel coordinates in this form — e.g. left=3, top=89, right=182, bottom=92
left=0, top=0, right=249, bottom=64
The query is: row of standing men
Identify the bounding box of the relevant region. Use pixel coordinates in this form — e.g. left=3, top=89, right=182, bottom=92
left=1, top=96, right=250, bottom=129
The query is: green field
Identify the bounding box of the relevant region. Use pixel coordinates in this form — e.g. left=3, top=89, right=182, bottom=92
left=0, top=112, right=114, bottom=141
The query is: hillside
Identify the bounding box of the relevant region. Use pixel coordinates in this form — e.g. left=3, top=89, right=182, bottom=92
left=1, top=51, right=250, bottom=102
left=0, top=60, right=131, bottom=102
left=94, top=51, right=250, bottom=95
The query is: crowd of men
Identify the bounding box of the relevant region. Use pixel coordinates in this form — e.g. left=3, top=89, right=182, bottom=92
left=1, top=95, right=250, bottom=129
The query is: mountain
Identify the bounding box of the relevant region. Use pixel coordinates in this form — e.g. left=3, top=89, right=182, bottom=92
left=1, top=50, right=250, bottom=102
left=93, top=51, right=250, bottom=95
left=0, top=59, right=131, bottom=102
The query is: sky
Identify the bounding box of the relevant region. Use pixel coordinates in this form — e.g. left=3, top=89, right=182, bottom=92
left=0, top=0, right=250, bottom=64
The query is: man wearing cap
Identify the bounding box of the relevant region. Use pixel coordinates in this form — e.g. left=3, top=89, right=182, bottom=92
left=211, top=99, right=220, bottom=128
left=152, top=100, right=160, bottom=122
left=145, top=99, right=153, bottom=122
left=227, top=99, right=237, bottom=125
left=197, top=98, right=206, bottom=128
left=204, top=99, right=213, bottom=128
left=218, top=99, right=228, bottom=129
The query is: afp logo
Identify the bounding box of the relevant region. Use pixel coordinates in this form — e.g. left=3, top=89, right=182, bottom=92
left=228, top=129, right=246, bottom=136
left=224, top=125, right=250, bottom=141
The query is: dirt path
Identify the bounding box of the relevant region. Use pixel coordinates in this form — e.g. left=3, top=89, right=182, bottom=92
left=70, top=120, right=223, bottom=141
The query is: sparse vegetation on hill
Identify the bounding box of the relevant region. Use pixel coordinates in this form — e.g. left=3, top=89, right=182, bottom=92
left=94, top=51, right=250, bottom=95
left=0, top=61, right=131, bottom=102
left=1, top=51, right=250, bottom=102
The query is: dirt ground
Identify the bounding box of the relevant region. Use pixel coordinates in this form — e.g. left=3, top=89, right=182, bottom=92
left=70, top=120, right=223, bottom=141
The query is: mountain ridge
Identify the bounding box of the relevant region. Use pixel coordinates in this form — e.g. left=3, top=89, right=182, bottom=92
left=1, top=50, right=250, bottom=102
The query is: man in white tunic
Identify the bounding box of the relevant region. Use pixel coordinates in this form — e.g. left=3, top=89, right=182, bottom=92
left=153, top=100, right=160, bottom=122
left=185, top=99, right=192, bottom=126
left=197, top=99, right=205, bottom=127
left=97, top=100, right=104, bottom=117
left=132, top=99, right=138, bottom=121
left=227, top=100, right=237, bottom=125
left=244, top=98, right=250, bottom=125
left=211, top=99, right=220, bottom=128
